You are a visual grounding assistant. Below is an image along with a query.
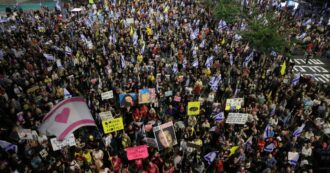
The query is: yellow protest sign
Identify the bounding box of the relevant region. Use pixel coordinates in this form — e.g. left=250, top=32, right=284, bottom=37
left=102, top=117, right=124, bottom=134
left=89, top=0, right=94, bottom=4
left=187, top=101, right=200, bottom=116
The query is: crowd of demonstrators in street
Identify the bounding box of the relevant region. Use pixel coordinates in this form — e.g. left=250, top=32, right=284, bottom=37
left=0, top=0, right=329, bottom=172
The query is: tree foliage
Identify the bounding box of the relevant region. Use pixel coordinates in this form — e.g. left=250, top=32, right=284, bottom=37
left=212, top=0, right=241, bottom=24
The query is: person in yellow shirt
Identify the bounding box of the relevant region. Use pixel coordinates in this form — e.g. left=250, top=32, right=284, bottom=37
left=137, top=53, right=143, bottom=63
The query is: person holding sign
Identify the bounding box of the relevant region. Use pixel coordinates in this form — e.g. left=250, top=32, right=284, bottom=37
left=157, top=130, right=174, bottom=148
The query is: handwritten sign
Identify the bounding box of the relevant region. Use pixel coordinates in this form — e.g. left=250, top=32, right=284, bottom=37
left=102, top=117, right=124, bottom=134
left=50, top=134, right=76, bottom=151
left=101, top=91, right=113, bottom=100
left=225, top=113, right=249, bottom=125
left=99, top=111, right=113, bottom=120
left=225, top=98, right=244, bottom=111
left=126, top=145, right=149, bottom=160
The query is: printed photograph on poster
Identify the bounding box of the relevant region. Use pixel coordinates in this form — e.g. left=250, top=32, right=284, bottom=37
left=138, top=88, right=151, bottom=104
left=153, top=121, right=177, bottom=150
left=149, top=88, right=156, bottom=103
left=225, top=98, right=244, bottom=111
left=119, top=93, right=137, bottom=108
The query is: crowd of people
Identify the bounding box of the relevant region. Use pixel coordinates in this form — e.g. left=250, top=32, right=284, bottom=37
left=0, top=0, right=329, bottom=172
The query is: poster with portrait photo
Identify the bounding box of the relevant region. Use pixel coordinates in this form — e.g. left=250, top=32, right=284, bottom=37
left=119, top=93, right=137, bottom=108
left=153, top=121, right=177, bottom=150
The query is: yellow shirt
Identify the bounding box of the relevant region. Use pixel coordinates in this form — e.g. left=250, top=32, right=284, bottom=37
left=137, top=55, right=143, bottom=63
left=146, top=27, right=153, bottom=36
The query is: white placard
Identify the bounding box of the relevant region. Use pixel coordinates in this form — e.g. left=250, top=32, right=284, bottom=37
left=225, top=113, right=249, bottom=125
left=126, top=18, right=134, bottom=24
left=99, top=111, right=113, bottom=120
left=50, top=134, right=76, bottom=151
left=17, top=128, right=33, bottom=140
left=71, top=8, right=83, bottom=12
left=101, top=90, right=113, bottom=100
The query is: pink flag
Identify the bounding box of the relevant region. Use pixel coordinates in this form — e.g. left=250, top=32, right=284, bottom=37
left=126, top=145, right=149, bottom=160
left=38, top=97, right=96, bottom=140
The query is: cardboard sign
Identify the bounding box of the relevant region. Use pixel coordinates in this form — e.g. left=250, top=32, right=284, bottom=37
left=187, top=101, right=201, bottom=116
left=138, top=88, right=151, bottom=104
left=225, top=113, right=249, bottom=125
left=225, top=98, right=244, bottom=111
left=119, top=93, right=137, bottom=108
left=126, top=145, right=149, bottom=160
left=17, top=129, right=33, bottom=140
left=50, top=134, right=76, bottom=151
left=153, top=121, right=177, bottom=150
left=99, top=111, right=113, bottom=120
left=101, top=91, right=113, bottom=100
left=102, top=117, right=124, bottom=134
left=165, top=91, right=173, bottom=97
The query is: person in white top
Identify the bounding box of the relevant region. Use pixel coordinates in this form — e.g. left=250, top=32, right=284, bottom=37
left=301, top=143, right=312, bottom=158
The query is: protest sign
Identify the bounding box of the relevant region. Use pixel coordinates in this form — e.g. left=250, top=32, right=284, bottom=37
left=101, top=90, right=113, bottom=100
left=149, top=88, right=156, bottom=103
left=225, top=113, right=249, bottom=125
left=50, top=134, right=76, bottom=151
left=126, top=145, right=149, bottom=160
left=165, top=90, right=173, bottom=97
left=187, top=101, right=200, bottom=116
left=174, top=96, right=181, bottom=102
left=138, top=88, right=151, bottom=104
left=225, top=98, right=244, bottom=111
left=126, top=18, right=134, bottom=24
left=99, top=111, right=113, bottom=120
left=119, top=93, right=137, bottom=108
left=102, top=117, right=124, bottom=134
left=153, top=121, right=177, bottom=150
left=17, top=129, right=33, bottom=140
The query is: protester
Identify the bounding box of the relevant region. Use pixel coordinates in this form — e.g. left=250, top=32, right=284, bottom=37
left=0, top=0, right=329, bottom=173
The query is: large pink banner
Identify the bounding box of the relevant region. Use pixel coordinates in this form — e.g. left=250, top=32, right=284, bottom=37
left=126, top=145, right=149, bottom=160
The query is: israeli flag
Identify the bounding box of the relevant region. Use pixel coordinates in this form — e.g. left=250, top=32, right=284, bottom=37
left=214, top=112, right=225, bottom=122
left=192, top=59, right=199, bottom=68
left=264, top=143, right=276, bottom=152
left=43, top=53, right=55, bottom=61
left=80, top=34, right=88, bottom=42
left=200, top=39, right=205, bottom=48
left=293, top=124, right=305, bottom=137
left=64, top=88, right=72, bottom=99
left=205, top=56, right=214, bottom=68
left=245, top=136, right=253, bottom=146
left=230, top=54, right=234, bottom=66
left=204, top=151, right=219, bottom=165
left=288, top=152, right=299, bottom=166
left=190, top=28, right=198, bottom=40
left=243, top=51, right=254, bottom=67
left=65, top=46, right=72, bottom=56
left=133, top=31, right=138, bottom=46
left=0, top=140, right=18, bottom=153
left=291, top=73, right=300, bottom=86
left=172, top=63, right=178, bottom=74
left=218, top=20, right=227, bottom=30
left=121, top=55, right=126, bottom=69
left=263, top=124, right=273, bottom=139
left=183, top=58, right=187, bottom=69
left=55, top=0, right=61, bottom=11
left=209, top=75, right=221, bottom=92
left=209, top=126, right=217, bottom=132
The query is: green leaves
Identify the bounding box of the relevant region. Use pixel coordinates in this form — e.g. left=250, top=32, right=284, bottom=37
left=213, top=0, right=241, bottom=24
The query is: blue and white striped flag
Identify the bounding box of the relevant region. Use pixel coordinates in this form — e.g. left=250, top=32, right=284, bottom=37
left=80, top=34, right=88, bottom=42
left=64, top=88, right=72, bottom=99
left=200, top=39, right=205, bottom=48
left=288, top=152, right=299, bottom=166
left=205, top=56, right=214, bottom=68
left=0, top=140, right=18, bottom=153
left=204, top=151, right=219, bottom=165
left=43, top=53, right=55, bottom=61
left=209, top=75, right=221, bottom=92
left=65, top=46, right=72, bottom=56
left=172, top=63, right=178, bottom=74
left=192, top=59, right=199, bottom=68
left=291, top=73, right=300, bottom=86
left=183, top=58, right=187, bottom=69
left=55, top=0, right=61, bottom=11
left=293, top=124, right=305, bottom=137
left=218, top=20, right=227, bottom=30
left=245, top=136, right=253, bottom=146
left=230, top=54, right=234, bottom=66
left=263, top=124, right=273, bottom=139
left=121, top=55, right=126, bottom=69
left=264, top=143, right=276, bottom=152
left=214, top=112, right=225, bottom=122
left=243, top=51, right=254, bottom=67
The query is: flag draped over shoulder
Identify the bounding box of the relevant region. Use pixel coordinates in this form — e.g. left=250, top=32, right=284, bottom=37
left=38, top=97, right=96, bottom=140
